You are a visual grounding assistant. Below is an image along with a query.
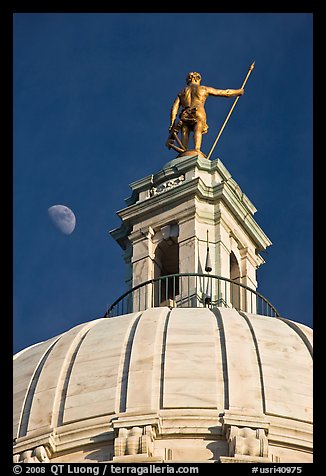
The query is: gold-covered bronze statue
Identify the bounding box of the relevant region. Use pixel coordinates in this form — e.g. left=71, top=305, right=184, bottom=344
left=166, top=64, right=255, bottom=158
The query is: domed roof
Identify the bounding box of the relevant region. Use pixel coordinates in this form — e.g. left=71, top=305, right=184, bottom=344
left=13, top=307, right=313, bottom=463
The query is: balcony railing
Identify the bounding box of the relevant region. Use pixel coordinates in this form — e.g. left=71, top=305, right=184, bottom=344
left=106, top=273, right=280, bottom=318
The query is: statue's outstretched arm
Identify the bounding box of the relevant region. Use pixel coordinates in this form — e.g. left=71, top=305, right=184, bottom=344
left=206, top=86, right=244, bottom=98
left=169, top=96, right=180, bottom=131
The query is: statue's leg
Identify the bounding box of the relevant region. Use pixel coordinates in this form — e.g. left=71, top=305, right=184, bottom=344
left=181, top=126, right=190, bottom=149
left=193, top=123, right=203, bottom=151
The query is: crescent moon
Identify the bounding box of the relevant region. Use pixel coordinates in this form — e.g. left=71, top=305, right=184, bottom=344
left=48, top=205, right=76, bottom=235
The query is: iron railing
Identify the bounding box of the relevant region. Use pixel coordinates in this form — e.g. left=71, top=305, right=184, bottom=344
left=106, top=273, right=280, bottom=318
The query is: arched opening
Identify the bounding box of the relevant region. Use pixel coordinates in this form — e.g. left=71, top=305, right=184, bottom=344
left=230, top=251, right=241, bottom=309
left=154, top=238, right=179, bottom=304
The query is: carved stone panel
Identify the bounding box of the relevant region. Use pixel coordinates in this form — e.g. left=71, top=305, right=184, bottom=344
left=114, top=425, right=156, bottom=459
left=13, top=445, right=51, bottom=463
left=150, top=175, right=185, bottom=197
left=226, top=426, right=268, bottom=458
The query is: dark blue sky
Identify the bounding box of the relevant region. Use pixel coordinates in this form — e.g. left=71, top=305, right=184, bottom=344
left=13, top=13, right=313, bottom=353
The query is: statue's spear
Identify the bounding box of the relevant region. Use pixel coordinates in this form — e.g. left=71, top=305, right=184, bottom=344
left=206, top=61, right=255, bottom=160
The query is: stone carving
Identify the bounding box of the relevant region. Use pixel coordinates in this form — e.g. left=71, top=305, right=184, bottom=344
left=114, top=427, right=128, bottom=456
left=150, top=175, right=185, bottom=197
left=114, top=425, right=155, bottom=457
left=226, top=426, right=268, bottom=458
left=13, top=445, right=50, bottom=463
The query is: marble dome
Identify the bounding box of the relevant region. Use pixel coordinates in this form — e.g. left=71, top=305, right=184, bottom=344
left=13, top=307, right=313, bottom=463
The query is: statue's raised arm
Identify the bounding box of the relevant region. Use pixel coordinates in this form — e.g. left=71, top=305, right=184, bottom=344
left=205, top=86, right=244, bottom=98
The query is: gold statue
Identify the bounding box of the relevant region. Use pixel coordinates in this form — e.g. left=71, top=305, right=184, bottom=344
left=166, top=71, right=244, bottom=155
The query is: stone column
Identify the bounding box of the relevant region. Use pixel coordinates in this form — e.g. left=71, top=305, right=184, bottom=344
left=129, top=227, right=155, bottom=312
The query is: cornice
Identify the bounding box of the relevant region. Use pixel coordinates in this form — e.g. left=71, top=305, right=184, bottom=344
left=116, top=177, right=201, bottom=222
left=115, top=174, right=271, bottom=252
left=196, top=180, right=271, bottom=251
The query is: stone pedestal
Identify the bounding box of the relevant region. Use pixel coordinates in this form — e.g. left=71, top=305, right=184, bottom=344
left=110, top=154, right=271, bottom=304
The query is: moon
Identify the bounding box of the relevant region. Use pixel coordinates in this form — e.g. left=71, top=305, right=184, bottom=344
left=48, top=205, right=76, bottom=235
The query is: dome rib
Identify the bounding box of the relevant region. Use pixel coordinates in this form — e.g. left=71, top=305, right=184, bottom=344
left=54, top=323, right=97, bottom=428
left=238, top=310, right=267, bottom=414
left=20, top=321, right=100, bottom=437
left=210, top=308, right=229, bottom=410
left=159, top=309, right=172, bottom=410
left=274, top=317, right=313, bottom=358
left=162, top=308, right=221, bottom=410
left=118, top=312, right=143, bottom=413
left=240, top=312, right=313, bottom=422
left=217, top=308, right=266, bottom=415
left=124, top=307, right=171, bottom=414
left=14, top=335, right=61, bottom=439
left=18, top=340, right=58, bottom=438
left=63, top=312, right=141, bottom=424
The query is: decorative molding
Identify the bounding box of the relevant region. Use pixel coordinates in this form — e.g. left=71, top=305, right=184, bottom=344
left=221, top=411, right=270, bottom=431
left=220, top=455, right=271, bottom=463
left=226, top=425, right=269, bottom=458
left=150, top=175, right=185, bottom=197
left=116, top=177, right=199, bottom=222
left=13, top=418, right=116, bottom=458
left=114, top=425, right=157, bottom=459
left=220, top=413, right=271, bottom=462
left=13, top=445, right=51, bottom=463
left=13, top=431, right=56, bottom=458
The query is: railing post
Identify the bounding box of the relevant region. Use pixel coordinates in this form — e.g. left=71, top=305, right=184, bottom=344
left=231, top=281, right=234, bottom=308
left=187, top=275, right=190, bottom=307
left=244, top=287, right=247, bottom=313
left=173, top=275, right=176, bottom=301
left=158, top=278, right=161, bottom=305
left=225, top=280, right=227, bottom=308
left=238, top=283, right=241, bottom=311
